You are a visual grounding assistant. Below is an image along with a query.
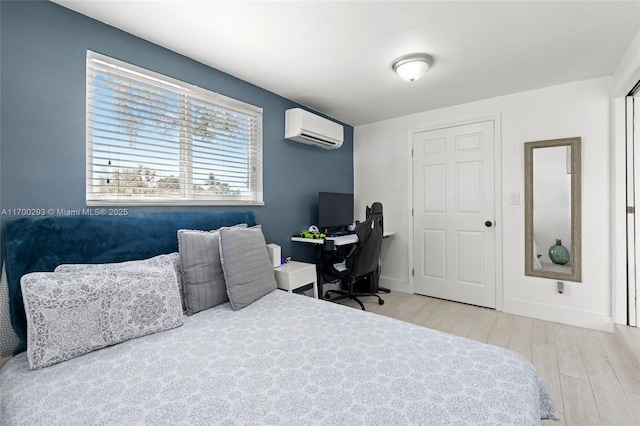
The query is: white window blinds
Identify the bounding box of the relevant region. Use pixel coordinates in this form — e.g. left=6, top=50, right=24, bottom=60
left=86, top=51, right=263, bottom=206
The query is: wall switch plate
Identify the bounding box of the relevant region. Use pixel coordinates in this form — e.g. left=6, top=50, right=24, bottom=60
left=510, top=192, right=520, bottom=205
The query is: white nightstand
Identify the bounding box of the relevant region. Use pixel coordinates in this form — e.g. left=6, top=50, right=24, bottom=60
left=274, top=261, right=318, bottom=299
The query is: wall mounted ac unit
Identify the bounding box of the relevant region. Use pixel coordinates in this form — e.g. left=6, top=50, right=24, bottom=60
left=285, top=108, right=344, bottom=150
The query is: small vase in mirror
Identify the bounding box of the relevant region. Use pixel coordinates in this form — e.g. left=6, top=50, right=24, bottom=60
left=548, top=239, right=570, bottom=265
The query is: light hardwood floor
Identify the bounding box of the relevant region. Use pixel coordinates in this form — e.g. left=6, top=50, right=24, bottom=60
left=335, top=291, right=640, bottom=426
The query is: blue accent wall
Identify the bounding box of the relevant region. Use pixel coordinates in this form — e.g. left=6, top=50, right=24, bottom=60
left=0, top=1, right=354, bottom=262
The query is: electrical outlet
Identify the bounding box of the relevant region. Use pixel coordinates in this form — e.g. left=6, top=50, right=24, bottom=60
left=557, top=281, right=564, bottom=294
left=510, top=192, right=520, bottom=205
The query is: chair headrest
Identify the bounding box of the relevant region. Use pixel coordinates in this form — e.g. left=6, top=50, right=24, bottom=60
left=368, top=202, right=383, bottom=216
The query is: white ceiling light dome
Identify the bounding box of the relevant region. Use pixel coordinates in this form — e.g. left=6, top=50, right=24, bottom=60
left=392, top=54, right=434, bottom=82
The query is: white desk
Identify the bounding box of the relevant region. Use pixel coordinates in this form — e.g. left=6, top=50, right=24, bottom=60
left=291, top=230, right=394, bottom=246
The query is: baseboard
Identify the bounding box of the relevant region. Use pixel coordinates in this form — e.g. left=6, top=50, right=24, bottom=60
left=502, top=298, right=613, bottom=332
left=380, top=284, right=613, bottom=332
left=379, top=276, right=410, bottom=294
left=614, top=324, right=640, bottom=366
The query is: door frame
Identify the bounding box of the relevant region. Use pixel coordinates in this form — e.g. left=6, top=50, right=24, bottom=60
left=627, top=95, right=638, bottom=327
left=407, top=114, right=503, bottom=310
left=612, top=52, right=640, bottom=326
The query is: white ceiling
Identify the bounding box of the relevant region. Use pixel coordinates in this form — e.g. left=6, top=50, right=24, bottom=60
left=53, top=0, right=640, bottom=126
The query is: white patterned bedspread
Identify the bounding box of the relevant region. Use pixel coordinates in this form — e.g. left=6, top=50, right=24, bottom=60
left=0, top=290, right=558, bottom=425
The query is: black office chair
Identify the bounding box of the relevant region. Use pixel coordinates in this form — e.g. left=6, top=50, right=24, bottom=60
left=366, top=202, right=390, bottom=294
left=323, top=204, right=385, bottom=310
left=366, top=202, right=383, bottom=231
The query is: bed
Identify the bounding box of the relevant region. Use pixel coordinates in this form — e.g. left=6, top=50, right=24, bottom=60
left=0, top=212, right=559, bottom=425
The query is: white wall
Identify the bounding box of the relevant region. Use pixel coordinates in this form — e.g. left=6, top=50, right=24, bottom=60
left=355, top=76, right=613, bottom=331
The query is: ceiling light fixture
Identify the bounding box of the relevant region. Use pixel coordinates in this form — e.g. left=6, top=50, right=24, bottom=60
left=392, top=53, right=434, bottom=82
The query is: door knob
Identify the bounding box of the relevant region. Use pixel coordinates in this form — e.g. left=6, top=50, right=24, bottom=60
left=485, top=221, right=493, bottom=227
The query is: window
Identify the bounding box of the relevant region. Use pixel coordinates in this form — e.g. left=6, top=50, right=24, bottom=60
left=86, top=51, right=263, bottom=206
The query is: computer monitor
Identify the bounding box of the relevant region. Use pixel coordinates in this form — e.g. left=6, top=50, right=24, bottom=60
left=318, top=192, right=354, bottom=231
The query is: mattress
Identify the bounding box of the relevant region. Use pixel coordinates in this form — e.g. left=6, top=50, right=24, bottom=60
left=0, top=290, right=558, bottom=425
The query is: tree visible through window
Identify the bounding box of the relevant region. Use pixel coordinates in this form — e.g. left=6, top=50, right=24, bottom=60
left=86, top=51, right=263, bottom=205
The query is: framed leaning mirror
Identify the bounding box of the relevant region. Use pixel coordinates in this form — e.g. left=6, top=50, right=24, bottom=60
left=524, top=137, right=581, bottom=282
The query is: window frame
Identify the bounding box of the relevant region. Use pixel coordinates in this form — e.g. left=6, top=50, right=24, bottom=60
left=86, top=50, right=264, bottom=206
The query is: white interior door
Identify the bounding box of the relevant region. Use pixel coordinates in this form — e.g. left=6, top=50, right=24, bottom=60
left=412, top=121, right=496, bottom=308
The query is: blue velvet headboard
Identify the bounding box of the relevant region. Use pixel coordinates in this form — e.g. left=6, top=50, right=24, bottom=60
left=2, top=211, right=256, bottom=355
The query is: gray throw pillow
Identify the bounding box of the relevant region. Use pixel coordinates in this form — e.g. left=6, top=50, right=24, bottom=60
left=178, top=226, right=246, bottom=315
left=219, top=225, right=277, bottom=310
left=0, top=263, right=19, bottom=358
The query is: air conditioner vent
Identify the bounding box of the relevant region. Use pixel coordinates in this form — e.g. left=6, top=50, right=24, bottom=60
left=285, top=108, right=344, bottom=150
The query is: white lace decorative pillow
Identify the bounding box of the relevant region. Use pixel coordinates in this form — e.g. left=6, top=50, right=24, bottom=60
left=21, top=265, right=183, bottom=370
left=55, top=253, right=185, bottom=313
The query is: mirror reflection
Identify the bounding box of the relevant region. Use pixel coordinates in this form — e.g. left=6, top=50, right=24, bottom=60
left=525, top=137, right=581, bottom=282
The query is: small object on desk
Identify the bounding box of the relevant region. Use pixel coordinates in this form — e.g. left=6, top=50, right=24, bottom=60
left=299, top=229, right=326, bottom=239
left=274, top=261, right=318, bottom=298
